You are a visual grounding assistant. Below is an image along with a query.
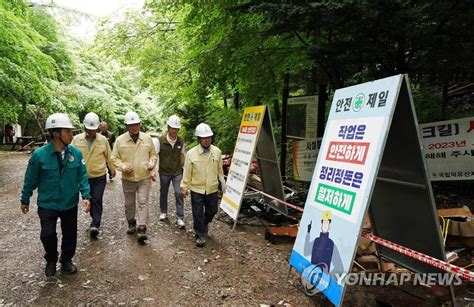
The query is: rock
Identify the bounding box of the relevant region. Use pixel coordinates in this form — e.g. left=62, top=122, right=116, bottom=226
left=217, top=290, right=228, bottom=299
left=143, top=298, right=154, bottom=302
left=138, top=275, right=148, bottom=281
left=182, top=270, right=204, bottom=282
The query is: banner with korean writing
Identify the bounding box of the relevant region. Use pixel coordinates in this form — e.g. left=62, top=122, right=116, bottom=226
left=220, top=106, right=266, bottom=220
left=287, top=95, right=318, bottom=139
left=420, top=117, right=474, bottom=181
left=290, top=75, right=404, bottom=306
left=292, top=138, right=321, bottom=181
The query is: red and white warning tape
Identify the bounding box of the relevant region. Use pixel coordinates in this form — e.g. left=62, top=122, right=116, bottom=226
left=246, top=186, right=474, bottom=281
left=363, top=232, right=474, bottom=282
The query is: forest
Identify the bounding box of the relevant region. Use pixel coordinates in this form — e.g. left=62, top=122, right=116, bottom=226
left=1, top=0, right=473, bottom=153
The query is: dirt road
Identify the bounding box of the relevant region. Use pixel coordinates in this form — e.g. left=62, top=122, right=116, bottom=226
left=0, top=151, right=324, bottom=305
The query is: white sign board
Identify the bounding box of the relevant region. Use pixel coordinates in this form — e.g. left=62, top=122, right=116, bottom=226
left=290, top=75, right=403, bottom=306
left=420, top=117, right=474, bottom=181
left=292, top=138, right=321, bottom=182
left=220, top=106, right=265, bottom=220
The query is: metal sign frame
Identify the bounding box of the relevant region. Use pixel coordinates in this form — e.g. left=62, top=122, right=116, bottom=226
left=289, top=75, right=453, bottom=306
left=368, top=77, right=450, bottom=273
left=255, top=107, right=287, bottom=216
left=220, top=106, right=286, bottom=229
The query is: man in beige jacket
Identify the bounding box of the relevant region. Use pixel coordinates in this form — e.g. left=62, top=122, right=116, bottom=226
left=181, top=123, right=226, bottom=247
left=112, top=111, right=157, bottom=243
left=72, top=112, right=115, bottom=239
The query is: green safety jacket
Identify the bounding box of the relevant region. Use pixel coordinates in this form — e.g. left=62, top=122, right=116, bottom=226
left=21, top=142, right=91, bottom=211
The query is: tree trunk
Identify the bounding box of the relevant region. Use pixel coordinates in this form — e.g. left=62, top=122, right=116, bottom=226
left=273, top=98, right=281, bottom=121
left=317, top=82, right=327, bottom=137
left=233, top=91, right=240, bottom=110
left=441, top=78, right=449, bottom=120
left=280, top=73, right=289, bottom=178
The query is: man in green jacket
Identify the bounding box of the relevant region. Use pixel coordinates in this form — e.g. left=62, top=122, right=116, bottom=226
left=20, top=113, right=91, bottom=278
left=157, top=115, right=186, bottom=229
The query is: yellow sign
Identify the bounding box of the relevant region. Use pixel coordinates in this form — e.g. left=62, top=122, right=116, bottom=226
left=220, top=105, right=266, bottom=220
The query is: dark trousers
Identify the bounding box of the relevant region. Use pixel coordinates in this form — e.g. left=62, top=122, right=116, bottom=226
left=89, top=175, right=107, bottom=228
left=191, top=191, right=218, bottom=239
left=37, top=206, right=78, bottom=264
left=159, top=174, right=184, bottom=219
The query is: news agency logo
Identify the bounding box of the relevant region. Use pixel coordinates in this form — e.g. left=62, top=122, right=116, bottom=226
left=300, top=264, right=330, bottom=295
left=301, top=269, right=463, bottom=296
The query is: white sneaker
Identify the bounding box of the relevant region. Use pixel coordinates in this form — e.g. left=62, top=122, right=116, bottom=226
left=176, top=218, right=185, bottom=229
left=159, top=213, right=167, bottom=221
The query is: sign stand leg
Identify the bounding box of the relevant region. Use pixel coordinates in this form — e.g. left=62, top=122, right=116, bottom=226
left=232, top=217, right=238, bottom=230
left=286, top=263, right=293, bottom=281
left=448, top=285, right=457, bottom=307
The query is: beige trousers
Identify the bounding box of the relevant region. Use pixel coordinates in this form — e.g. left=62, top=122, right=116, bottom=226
left=122, top=178, right=151, bottom=226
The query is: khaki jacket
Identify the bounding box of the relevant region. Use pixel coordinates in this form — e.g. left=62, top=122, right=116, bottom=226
left=112, top=132, right=157, bottom=182
left=181, top=144, right=223, bottom=194
left=72, top=132, right=115, bottom=178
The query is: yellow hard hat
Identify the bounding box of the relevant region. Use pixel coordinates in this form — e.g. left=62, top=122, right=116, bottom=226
left=321, top=210, right=332, bottom=221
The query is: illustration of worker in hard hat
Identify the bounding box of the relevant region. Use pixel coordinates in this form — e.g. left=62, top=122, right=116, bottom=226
left=303, top=209, right=343, bottom=275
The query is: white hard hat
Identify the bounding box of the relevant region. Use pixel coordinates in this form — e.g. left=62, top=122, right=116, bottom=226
left=195, top=123, right=213, bottom=138
left=167, top=115, right=181, bottom=129
left=124, top=111, right=141, bottom=125
left=45, top=113, right=74, bottom=129
left=83, top=112, right=100, bottom=130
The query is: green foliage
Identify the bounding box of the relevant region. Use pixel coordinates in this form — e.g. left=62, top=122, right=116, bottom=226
left=411, top=84, right=443, bottom=124
left=0, top=4, right=56, bottom=122
left=3, top=0, right=472, bottom=153
left=207, top=107, right=241, bottom=154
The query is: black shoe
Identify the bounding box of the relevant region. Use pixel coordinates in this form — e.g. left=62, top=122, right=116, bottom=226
left=127, top=219, right=137, bottom=234
left=137, top=225, right=148, bottom=242
left=90, top=226, right=99, bottom=239
left=196, top=237, right=206, bottom=248
left=45, top=261, right=56, bottom=277
left=61, top=261, right=78, bottom=274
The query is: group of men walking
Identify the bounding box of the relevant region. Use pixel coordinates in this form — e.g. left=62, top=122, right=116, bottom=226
left=20, top=111, right=225, bottom=278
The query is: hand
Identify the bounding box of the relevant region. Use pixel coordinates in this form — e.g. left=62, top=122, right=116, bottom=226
left=20, top=204, right=29, bottom=214
left=181, top=187, right=188, bottom=198
left=219, top=176, right=227, bottom=194
left=123, top=165, right=134, bottom=174
left=111, top=169, right=116, bottom=178
left=146, top=161, right=156, bottom=171
left=150, top=171, right=157, bottom=182
left=307, top=221, right=312, bottom=233
left=82, top=199, right=91, bottom=213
